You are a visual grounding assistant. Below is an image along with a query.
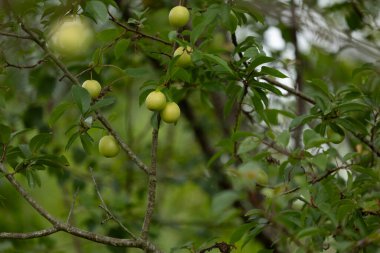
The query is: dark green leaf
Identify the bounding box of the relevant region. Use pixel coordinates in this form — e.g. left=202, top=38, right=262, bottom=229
left=29, top=133, right=52, bottom=153
left=91, top=97, right=116, bottom=110
left=259, top=66, right=287, bottom=78
left=71, top=85, right=91, bottom=114
left=0, top=124, right=11, bottom=143
left=114, top=39, right=130, bottom=59
left=49, top=102, right=73, bottom=126
left=85, top=1, right=108, bottom=23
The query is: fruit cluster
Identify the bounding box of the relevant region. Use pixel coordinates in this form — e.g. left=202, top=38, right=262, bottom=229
left=61, top=5, right=192, bottom=158
left=145, top=91, right=181, bottom=124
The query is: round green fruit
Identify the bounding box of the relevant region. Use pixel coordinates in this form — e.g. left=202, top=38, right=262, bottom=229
left=99, top=135, right=120, bottom=158
left=160, top=102, right=180, bottom=123
left=50, top=16, right=93, bottom=57
left=82, top=80, right=101, bottom=98
left=145, top=91, right=167, bottom=111
left=168, top=6, right=190, bottom=28
left=173, top=46, right=192, bottom=67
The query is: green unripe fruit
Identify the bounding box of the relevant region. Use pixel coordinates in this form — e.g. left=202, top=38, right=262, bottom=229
left=160, top=102, right=180, bottom=123
left=82, top=80, right=102, bottom=98
left=168, top=6, right=190, bottom=28
left=173, top=46, right=192, bottom=67
left=145, top=91, right=167, bottom=111
left=98, top=135, right=120, bottom=158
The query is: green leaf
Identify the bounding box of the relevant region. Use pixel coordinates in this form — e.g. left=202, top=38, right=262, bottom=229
left=97, top=28, right=121, bottom=42
left=337, top=117, right=368, bottom=135
left=49, top=102, right=73, bottom=126
left=114, top=39, right=130, bottom=59
left=0, top=124, right=11, bottom=143
left=125, top=67, right=152, bottom=78
left=289, top=114, right=318, bottom=129
left=80, top=133, right=93, bottom=154
left=296, top=227, right=325, bottom=239
left=29, top=133, right=52, bottom=153
left=247, top=55, right=274, bottom=73
left=277, top=131, right=290, bottom=148
left=230, top=223, right=254, bottom=244
left=212, top=191, right=240, bottom=214
left=238, top=137, right=259, bottom=154
left=91, top=97, right=116, bottom=110
left=190, top=5, right=219, bottom=44
left=250, top=80, right=282, bottom=96
left=303, top=129, right=327, bottom=149
left=65, top=132, right=80, bottom=151
left=85, top=1, right=108, bottom=23
left=203, top=53, right=234, bottom=76
left=71, top=85, right=91, bottom=114
left=259, top=66, right=287, bottom=78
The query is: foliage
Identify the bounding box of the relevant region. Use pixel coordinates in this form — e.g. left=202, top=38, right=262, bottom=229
left=0, top=0, right=379, bottom=253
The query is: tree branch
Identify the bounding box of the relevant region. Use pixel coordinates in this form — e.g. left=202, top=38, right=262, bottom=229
left=0, top=31, right=32, bottom=40
left=0, top=227, right=58, bottom=239
left=141, top=124, right=160, bottom=241
left=0, top=162, right=162, bottom=252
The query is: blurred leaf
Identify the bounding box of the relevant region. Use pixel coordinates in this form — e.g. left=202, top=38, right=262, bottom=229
left=49, top=102, right=74, bottom=126
left=29, top=133, right=52, bottom=153
left=114, top=39, right=130, bottom=59
left=203, top=53, right=234, bottom=76
left=72, top=86, right=91, bottom=114
left=303, top=129, right=327, bottom=149
left=91, top=97, right=116, bottom=110
left=0, top=124, right=11, bottom=143
left=212, top=191, right=240, bottom=214
left=230, top=223, right=254, bottom=244
left=85, top=1, right=108, bottom=23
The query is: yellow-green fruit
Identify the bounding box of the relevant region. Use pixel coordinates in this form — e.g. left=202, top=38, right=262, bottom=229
left=99, top=135, right=120, bottom=158
left=50, top=16, right=93, bottom=57
left=145, top=91, right=166, bottom=111
left=168, top=6, right=190, bottom=28
left=82, top=80, right=101, bottom=98
left=161, top=102, right=180, bottom=123
left=327, top=128, right=345, bottom=144
left=173, top=46, right=192, bottom=67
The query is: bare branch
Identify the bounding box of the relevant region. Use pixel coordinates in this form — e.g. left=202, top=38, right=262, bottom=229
left=0, top=227, right=59, bottom=239
left=66, top=188, right=80, bottom=224
left=141, top=125, right=160, bottom=241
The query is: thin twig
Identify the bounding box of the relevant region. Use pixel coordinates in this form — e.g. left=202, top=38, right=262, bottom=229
left=0, top=31, right=32, bottom=40
left=108, top=10, right=172, bottom=46
left=66, top=188, right=80, bottom=224
left=89, top=167, right=137, bottom=239
left=282, top=164, right=350, bottom=195
left=0, top=227, right=59, bottom=239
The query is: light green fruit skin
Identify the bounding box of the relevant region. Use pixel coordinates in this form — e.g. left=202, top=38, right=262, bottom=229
left=168, top=6, right=190, bottom=28
left=98, top=135, right=120, bottom=158
left=82, top=80, right=102, bottom=98
left=145, top=91, right=167, bottom=111
left=50, top=16, right=93, bottom=57
left=160, top=102, right=181, bottom=123
left=173, top=46, right=192, bottom=67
